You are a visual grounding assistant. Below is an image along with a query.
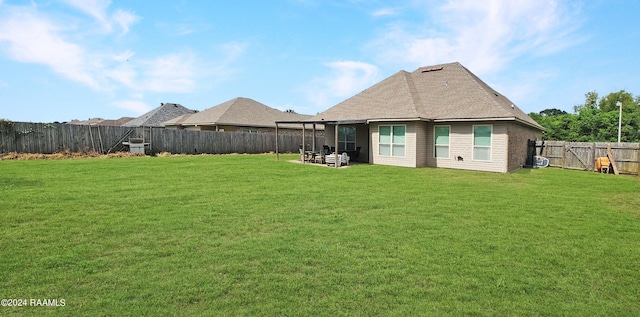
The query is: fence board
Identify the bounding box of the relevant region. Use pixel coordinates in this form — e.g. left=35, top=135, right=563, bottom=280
left=0, top=122, right=323, bottom=156
left=538, top=140, right=640, bottom=175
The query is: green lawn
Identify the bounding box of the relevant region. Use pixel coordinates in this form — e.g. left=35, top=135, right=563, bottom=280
left=1, top=154, right=639, bottom=316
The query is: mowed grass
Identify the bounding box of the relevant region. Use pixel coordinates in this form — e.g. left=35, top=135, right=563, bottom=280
left=1, top=154, right=639, bottom=316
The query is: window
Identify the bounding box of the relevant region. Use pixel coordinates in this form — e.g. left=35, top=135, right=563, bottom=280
left=338, top=126, right=356, bottom=152
left=379, top=125, right=405, bottom=157
left=242, top=129, right=258, bottom=134
left=473, top=125, right=492, bottom=161
left=434, top=126, right=450, bottom=158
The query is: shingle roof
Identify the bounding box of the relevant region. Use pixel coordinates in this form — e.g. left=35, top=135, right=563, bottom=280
left=168, top=97, right=313, bottom=128
left=313, top=62, right=543, bottom=130
left=123, top=103, right=197, bottom=127
left=67, top=118, right=105, bottom=125
left=96, top=117, right=135, bottom=126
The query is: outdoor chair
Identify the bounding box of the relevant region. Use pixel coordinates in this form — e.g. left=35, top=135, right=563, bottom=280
left=313, top=152, right=325, bottom=164
left=325, top=152, right=349, bottom=167
left=299, top=149, right=312, bottom=162
left=340, top=152, right=350, bottom=166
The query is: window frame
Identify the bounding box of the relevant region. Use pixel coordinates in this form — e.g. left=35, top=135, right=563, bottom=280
left=433, top=125, right=451, bottom=159
left=242, top=129, right=258, bottom=134
left=337, top=126, right=356, bottom=152
left=378, top=124, right=406, bottom=157
left=472, top=124, right=492, bottom=161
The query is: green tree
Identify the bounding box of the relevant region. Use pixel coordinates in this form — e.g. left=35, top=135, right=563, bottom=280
left=573, top=90, right=640, bottom=142
left=529, top=109, right=577, bottom=140
left=531, top=90, right=640, bottom=142
left=539, top=108, right=567, bottom=116
left=598, top=90, right=634, bottom=112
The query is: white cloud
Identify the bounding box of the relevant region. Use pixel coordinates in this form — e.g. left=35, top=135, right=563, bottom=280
left=60, top=0, right=110, bottom=25
left=112, top=50, right=135, bottom=62
left=370, top=0, right=583, bottom=75
left=111, top=9, right=139, bottom=35
left=0, top=7, right=101, bottom=89
left=112, top=99, right=152, bottom=115
left=0, top=3, right=202, bottom=96
left=325, top=61, right=379, bottom=96
left=105, top=63, right=136, bottom=88
left=220, top=42, right=249, bottom=62
left=60, top=0, right=139, bottom=35
left=371, top=8, right=399, bottom=17
left=138, top=53, right=196, bottom=93
left=104, top=52, right=199, bottom=93
left=306, top=61, right=380, bottom=108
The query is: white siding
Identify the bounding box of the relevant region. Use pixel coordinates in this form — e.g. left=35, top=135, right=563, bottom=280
left=370, top=122, right=418, bottom=168
left=425, top=121, right=508, bottom=173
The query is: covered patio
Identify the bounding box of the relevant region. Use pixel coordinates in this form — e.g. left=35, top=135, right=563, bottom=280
left=274, top=119, right=369, bottom=168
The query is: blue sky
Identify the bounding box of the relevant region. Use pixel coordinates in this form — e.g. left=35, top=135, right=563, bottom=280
left=0, top=0, right=638, bottom=123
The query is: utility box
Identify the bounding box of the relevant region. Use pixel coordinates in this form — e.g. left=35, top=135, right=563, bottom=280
left=123, top=138, right=149, bottom=154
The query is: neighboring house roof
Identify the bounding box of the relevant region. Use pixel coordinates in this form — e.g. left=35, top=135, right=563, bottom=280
left=67, top=118, right=105, bottom=125
left=123, top=103, right=197, bottom=127
left=312, top=62, right=543, bottom=130
left=96, top=117, right=135, bottom=126
left=165, top=97, right=315, bottom=129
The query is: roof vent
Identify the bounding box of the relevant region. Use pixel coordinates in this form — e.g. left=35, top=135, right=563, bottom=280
left=421, top=66, right=443, bottom=73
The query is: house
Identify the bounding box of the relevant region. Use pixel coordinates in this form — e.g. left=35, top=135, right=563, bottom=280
left=277, top=62, right=543, bottom=172
left=96, top=117, right=135, bottom=126
left=163, top=97, right=321, bottom=135
left=123, top=103, right=197, bottom=127
left=67, top=118, right=106, bottom=125
left=68, top=117, right=134, bottom=126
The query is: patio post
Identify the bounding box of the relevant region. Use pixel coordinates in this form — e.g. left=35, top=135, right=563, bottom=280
left=301, top=123, right=306, bottom=164
left=275, top=123, right=279, bottom=160
left=312, top=124, right=316, bottom=152
left=335, top=124, right=339, bottom=168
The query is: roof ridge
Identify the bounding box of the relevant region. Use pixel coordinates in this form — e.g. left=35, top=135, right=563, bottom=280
left=400, top=71, right=424, bottom=118
left=455, top=64, right=542, bottom=128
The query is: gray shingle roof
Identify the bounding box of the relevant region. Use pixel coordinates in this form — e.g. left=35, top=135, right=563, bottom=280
left=123, top=103, right=197, bottom=127
left=313, top=62, right=543, bottom=130
left=168, top=97, right=313, bottom=128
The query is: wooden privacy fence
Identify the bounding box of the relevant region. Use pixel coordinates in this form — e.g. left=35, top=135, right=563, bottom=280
left=537, top=140, right=640, bottom=175
left=0, top=122, right=323, bottom=155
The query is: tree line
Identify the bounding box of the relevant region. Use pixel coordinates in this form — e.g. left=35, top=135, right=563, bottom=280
left=528, top=90, right=640, bottom=142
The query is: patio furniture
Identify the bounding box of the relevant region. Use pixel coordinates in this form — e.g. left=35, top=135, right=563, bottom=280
left=299, top=149, right=312, bottom=162
left=328, top=146, right=360, bottom=162
left=326, top=152, right=350, bottom=167
left=313, top=153, right=325, bottom=164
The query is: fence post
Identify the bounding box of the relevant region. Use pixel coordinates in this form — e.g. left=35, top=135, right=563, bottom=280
left=591, top=142, right=596, bottom=172
left=561, top=141, right=566, bottom=170
left=637, top=147, right=640, bottom=179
